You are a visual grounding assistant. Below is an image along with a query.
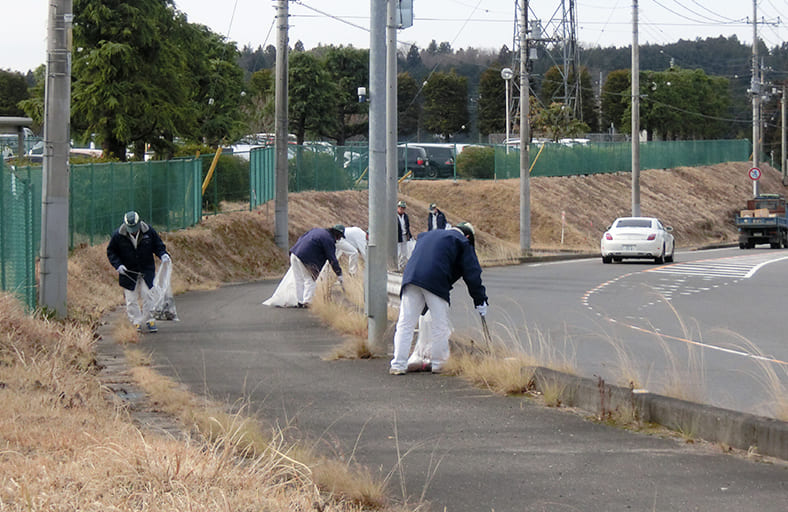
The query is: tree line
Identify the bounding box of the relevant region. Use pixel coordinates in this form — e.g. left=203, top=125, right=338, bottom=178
left=2, top=0, right=787, bottom=161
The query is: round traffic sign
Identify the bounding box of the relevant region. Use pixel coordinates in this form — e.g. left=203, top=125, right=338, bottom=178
left=749, top=167, right=761, bottom=181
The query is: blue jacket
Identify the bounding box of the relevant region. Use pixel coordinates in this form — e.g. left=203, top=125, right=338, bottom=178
left=107, top=222, right=168, bottom=291
left=396, top=212, right=412, bottom=242
left=401, top=228, right=487, bottom=306
left=290, top=228, right=342, bottom=279
left=427, top=210, right=447, bottom=230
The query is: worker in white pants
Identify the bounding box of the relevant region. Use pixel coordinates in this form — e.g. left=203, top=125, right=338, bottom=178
left=288, top=225, right=345, bottom=307
left=290, top=252, right=319, bottom=306
left=392, top=285, right=452, bottom=372
left=107, top=211, right=170, bottom=333
left=389, top=222, right=488, bottom=375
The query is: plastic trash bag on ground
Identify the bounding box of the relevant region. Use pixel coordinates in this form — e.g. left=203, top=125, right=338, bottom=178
left=151, top=259, right=179, bottom=321
left=263, top=267, right=299, bottom=307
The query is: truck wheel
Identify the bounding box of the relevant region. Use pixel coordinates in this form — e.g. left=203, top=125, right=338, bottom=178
left=738, top=243, right=745, bottom=249
left=771, top=242, right=781, bottom=249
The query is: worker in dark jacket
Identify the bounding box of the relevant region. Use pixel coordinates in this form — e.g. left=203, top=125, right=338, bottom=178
left=289, top=225, right=345, bottom=307
left=107, top=211, right=169, bottom=333
left=427, top=202, right=447, bottom=231
left=389, top=222, right=488, bottom=375
left=396, top=200, right=413, bottom=270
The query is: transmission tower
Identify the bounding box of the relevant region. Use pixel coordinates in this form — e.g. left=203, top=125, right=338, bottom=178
left=510, top=1, right=582, bottom=127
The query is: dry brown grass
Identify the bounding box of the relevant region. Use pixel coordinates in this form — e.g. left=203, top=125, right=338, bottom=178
left=128, top=348, right=388, bottom=507
left=2, top=292, right=381, bottom=511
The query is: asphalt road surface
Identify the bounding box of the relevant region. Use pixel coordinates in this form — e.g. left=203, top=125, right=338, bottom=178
left=449, top=246, right=788, bottom=419
left=140, top=258, right=787, bottom=511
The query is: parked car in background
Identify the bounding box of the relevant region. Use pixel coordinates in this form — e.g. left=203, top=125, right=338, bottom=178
left=397, top=144, right=429, bottom=178
left=600, top=216, right=675, bottom=264
left=416, top=143, right=456, bottom=178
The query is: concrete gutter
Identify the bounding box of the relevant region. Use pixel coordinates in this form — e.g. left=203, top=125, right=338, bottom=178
left=531, top=367, right=788, bottom=460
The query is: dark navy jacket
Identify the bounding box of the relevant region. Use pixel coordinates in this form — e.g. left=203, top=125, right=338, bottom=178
left=401, top=228, right=487, bottom=306
left=427, top=210, right=447, bottom=230
left=107, top=222, right=168, bottom=291
left=290, top=228, right=342, bottom=279
left=396, top=213, right=412, bottom=242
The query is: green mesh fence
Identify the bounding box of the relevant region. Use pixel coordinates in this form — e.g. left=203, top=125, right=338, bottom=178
left=288, top=145, right=360, bottom=192
left=0, top=160, right=37, bottom=310
left=491, top=139, right=751, bottom=179
left=250, top=146, right=275, bottom=208
left=69, top=159, right=202, bottom=247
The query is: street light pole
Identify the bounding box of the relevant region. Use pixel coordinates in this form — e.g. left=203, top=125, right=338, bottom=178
left=501, top=67, right=513, bottom=153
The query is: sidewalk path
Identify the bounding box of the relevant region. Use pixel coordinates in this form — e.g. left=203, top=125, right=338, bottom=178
left=139, top=280, right=787, bottom=512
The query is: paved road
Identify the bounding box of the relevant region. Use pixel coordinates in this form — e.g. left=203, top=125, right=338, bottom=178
left=140, top=278, right=787, bottom=512
left=447, top=247, right=788, bottom=418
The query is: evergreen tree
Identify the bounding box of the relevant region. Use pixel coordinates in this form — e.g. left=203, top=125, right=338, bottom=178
left=0, top=70, right=29, bottom=117
left=422, top=71, right=469, bottom=141
left=288, top=52, right=337, bottom=144
left=397, top=71, right=420, bottom=139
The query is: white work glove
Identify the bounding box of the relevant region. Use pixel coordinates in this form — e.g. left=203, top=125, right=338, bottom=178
left=475, top=301, right=488, bottom=317
left=337, top=275, right=344, bottom=286
left=161, top=253, right=171, bottom=263
left=117, top=265, right=128, bottom=276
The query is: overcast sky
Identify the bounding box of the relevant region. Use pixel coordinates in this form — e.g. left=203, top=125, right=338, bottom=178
left=3, top=1, right=786, bottom=74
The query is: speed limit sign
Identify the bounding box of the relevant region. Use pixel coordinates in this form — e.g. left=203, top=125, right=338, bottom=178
left=749, top=167, right=762, bottom=181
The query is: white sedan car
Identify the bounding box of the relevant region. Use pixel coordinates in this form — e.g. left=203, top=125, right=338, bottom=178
left=601, top=217, right=675, bottom=264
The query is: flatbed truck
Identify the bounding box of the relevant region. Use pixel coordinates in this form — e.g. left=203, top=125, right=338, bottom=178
left=735, top=194, right=788, bottom=249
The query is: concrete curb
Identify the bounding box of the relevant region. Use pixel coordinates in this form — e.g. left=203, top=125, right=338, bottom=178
left=531, top=367, right=788, bottom=460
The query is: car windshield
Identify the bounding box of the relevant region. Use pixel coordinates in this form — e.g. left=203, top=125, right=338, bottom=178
left=616, top=219, right=653, bottom=228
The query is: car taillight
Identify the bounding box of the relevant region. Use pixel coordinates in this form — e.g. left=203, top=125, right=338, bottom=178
left=445, top=159, right=452, bottom=165
left=417, top=158, right=424, bottom=165
left=647, top=233, right=656, bottom=240
left=605, top=233, right=613, bottom=240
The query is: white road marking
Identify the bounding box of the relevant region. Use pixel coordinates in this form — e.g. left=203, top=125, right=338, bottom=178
left=648, top=253, right=788, bottom=279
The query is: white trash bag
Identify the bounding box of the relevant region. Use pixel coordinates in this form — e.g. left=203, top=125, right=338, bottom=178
left=263, top=267, right=299, bottom=307
left=407, top=311, right=434, bottom=372
left=151, top=259, right=179, bottom=321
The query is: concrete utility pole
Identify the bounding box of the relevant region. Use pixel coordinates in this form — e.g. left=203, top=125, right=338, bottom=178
left=39, top=0, right=72, bottom=317
left=274, top=0, right=289, bottom=250
left=385, top=0, right=398, bottom=270
left=519, top=1, right=531, bottom=254
left=751, top=0, right=760, bottom=197
left=631, top=0, right=641, bottom=217
left=366, top=0, right=388, bottom=352
left=782, top=84, right=786, bottom=185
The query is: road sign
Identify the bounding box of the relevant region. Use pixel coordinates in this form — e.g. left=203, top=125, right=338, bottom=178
left=749, top=167, right=762, bottom=181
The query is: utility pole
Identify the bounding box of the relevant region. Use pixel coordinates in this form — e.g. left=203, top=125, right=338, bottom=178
left=366, top=0, right=388, bottom=352
left=782, top=83, right=786, bottom=185
left=385, top=0, right=397, bottom=270
left=519, top=1, right=531, bottom=254
left=39, top=0, right=72, bottom=317
left=751, top=0, right=760, bottom=197
left=631, top=0, right=641, bottom=217
left=274, top=0, right=289, bottom=250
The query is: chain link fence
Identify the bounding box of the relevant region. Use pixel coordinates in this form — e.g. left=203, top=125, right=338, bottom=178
left=0, top=159, right=37, bottom=310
